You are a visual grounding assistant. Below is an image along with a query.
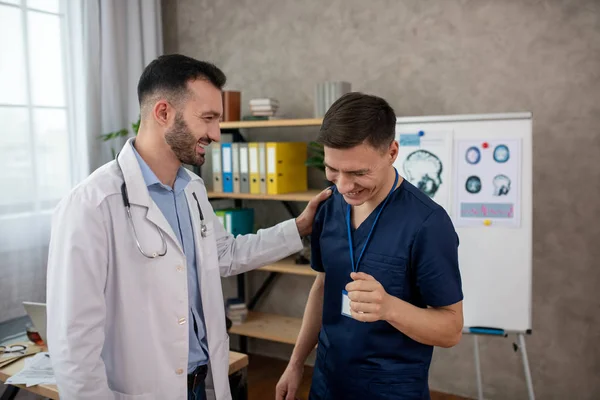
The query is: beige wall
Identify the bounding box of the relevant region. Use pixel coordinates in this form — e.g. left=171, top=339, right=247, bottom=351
left=162, top=0, right=600, bottom=398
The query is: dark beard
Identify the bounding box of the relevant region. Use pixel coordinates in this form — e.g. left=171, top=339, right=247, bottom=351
left=165, top=113, right=205, bottom=166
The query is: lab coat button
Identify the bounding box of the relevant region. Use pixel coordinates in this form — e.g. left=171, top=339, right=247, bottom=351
left=176, top=265, right=184, bottom=272
left=178, top=317, right=186, bottom=325
left=176, top=368, right=184, bottom=375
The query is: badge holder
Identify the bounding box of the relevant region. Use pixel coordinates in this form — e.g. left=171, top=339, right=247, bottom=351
left=342, top=169, right=399, bottom=319
left=341, top=290, right=352, bottom=317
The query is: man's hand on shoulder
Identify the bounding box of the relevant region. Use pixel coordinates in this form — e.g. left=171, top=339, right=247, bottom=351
left=295, top=188, right=332, bottom=237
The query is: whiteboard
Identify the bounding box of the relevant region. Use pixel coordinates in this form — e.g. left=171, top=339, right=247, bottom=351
left=394, top=112, right=532, bottom=332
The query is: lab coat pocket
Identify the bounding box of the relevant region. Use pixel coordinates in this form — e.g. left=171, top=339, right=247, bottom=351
left=202, top=221, right=216, bottom=242
left=360, top=253, right=407, bottom=299
left=201, top=221, right=219, bottom=270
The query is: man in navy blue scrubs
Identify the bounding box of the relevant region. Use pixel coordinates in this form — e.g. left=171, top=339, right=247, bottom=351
left=276, top=93, right=464, bottom=400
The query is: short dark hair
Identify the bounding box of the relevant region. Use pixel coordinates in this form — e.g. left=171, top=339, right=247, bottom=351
left=317, top=92, right=396, bottom=150
left=137, top=54, right=226, bottom=110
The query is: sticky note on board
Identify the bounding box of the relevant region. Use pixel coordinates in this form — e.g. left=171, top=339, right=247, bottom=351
left=399, top=134, right=421, bottom=146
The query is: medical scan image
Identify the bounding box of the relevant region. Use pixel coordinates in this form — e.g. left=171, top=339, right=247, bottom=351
left=403, top=150, right=443, bottom=198
left=465, top=146, right=481, bottom=164
left=493, top=144, right=510, bottom=163
left=465, top=176, right=482, bottom=194
left=493, top=174, right=511, bottom=196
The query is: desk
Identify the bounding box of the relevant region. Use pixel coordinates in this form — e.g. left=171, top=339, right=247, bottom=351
left=0, top=350, right=249, bottom=400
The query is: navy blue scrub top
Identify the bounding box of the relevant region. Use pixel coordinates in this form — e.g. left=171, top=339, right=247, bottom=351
left=309, top=178, right=463, bottom=400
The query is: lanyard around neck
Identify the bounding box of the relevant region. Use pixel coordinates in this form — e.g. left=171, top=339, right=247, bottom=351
left=346, top=168, right=399, bottom=273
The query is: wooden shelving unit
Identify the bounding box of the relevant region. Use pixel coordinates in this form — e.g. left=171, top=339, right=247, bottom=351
left=228, top=311, right=303, bottom=345
left=207, top=190, right=320, bottom=202
left=220, top=118, right=322, bottom=129
left=213, top=118, right=324, bottom=351
left=258, top=256, right=318, bottom=277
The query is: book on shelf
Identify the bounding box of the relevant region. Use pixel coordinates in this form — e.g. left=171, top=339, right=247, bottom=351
left=249, top=97, right=279, bottom=118
left=226, top=298, right=248, bottom=325
left=249, top=98, right=279, bottom=107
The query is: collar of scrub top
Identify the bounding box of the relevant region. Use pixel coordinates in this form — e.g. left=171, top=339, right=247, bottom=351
left=346, top=167, right=399, bottom=273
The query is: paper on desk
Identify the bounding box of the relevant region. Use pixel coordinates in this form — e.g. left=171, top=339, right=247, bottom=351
left=5, top=352, right=56, bottom=387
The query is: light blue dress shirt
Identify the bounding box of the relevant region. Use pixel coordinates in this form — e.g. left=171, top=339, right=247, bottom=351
left=131, top=143, right=208, bottom=373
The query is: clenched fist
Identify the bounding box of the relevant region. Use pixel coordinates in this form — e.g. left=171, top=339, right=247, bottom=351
left=345, top=272, right=393, bottom=322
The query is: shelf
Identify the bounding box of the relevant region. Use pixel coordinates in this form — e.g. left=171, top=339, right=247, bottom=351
left=228, top=311, right=302, bottom=345
left=259, top=257, right=318, bottom=277
left=207, top=190, right=320, bottom=202
left=220, top=118, right=322, bottom=129
left=228, top=351, right=249, bottom=375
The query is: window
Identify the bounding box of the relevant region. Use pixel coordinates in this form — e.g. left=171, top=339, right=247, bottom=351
left=0, top=0, right=77, bottom=216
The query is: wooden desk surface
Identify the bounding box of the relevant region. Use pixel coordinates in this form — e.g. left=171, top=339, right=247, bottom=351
left=0, top=348, right=248, bottom=400
left=228, top=350, right=249, bottom=375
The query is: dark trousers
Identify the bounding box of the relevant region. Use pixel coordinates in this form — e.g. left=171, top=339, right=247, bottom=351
left=188, top=364, right=208, bottom=400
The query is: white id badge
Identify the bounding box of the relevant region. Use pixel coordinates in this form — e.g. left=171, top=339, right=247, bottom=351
left=341, top=290, right=352, bottom=317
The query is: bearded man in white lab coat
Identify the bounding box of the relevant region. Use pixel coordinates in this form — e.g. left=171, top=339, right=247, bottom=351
left=46, top=54, right=331, bottom=400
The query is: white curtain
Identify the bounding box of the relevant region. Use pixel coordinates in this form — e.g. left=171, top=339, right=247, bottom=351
left=0, top=0, right=83, bottom=325
left=85, top=0, right=164, bottom=170
left=0, top=0, right=163, bottom=326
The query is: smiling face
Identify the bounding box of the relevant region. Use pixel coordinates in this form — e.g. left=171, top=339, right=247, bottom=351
left=325, top=140, right=399, bottom=206
left=315, top=92, right=398, bottom=206
left=163, top=79, right=223, bottom=166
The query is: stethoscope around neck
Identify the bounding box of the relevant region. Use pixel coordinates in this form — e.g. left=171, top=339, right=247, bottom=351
left=116, top=157, right=207, bottom=259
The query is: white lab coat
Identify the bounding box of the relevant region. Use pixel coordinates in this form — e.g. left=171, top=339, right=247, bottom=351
left=46, top=139, right=303, bottom=400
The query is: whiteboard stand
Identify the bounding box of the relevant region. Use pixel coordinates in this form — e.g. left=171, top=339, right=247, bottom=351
left=518, top=332, right=535, bottom=400
left=394, top=112, right=534, bottom=399
left=470, top=331, right=535, bottom=400
left=473, top=335, right=484, bottom=400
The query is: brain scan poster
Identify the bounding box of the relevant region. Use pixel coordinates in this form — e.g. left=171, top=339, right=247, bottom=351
left=454, top=139, right=521, bottom=228
left=394, top=130, right=453, bottom=213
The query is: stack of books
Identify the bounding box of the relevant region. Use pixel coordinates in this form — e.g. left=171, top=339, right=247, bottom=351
left=226, top=298, right=248, bottom=325
left=247, top=98, right=279, bottom=119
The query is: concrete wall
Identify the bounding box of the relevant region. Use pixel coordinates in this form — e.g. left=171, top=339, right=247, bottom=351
left=162, top=0, right=600, bottom=398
